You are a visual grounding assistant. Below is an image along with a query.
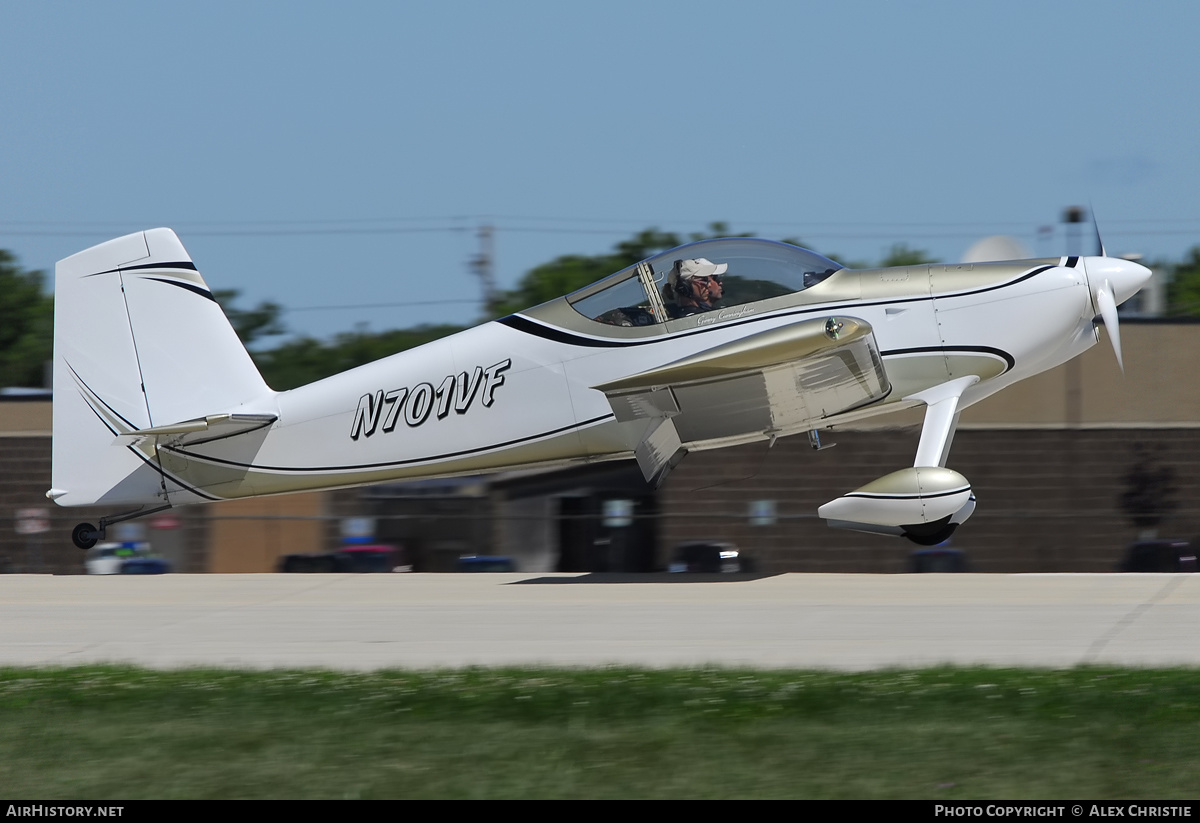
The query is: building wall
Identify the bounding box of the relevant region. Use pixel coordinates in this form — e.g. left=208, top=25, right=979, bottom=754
left=494, top=496, right=557, bottom=572
left=0, top=400, right=298, bottom=573
left=207, top=494, right=327, bottom=573
left=658, top=428, right=1200, bottom=574
left=4, top=322, right=1198, bottom=574
left=0, top=406, right=209, bottom=574
left=960, top=321, right=1200, bottom=427
left=330, top=482, right=494, bottom=572
left=659, top=323, right=1200, bottom=573
left=0, top=433, right=95, bottom=574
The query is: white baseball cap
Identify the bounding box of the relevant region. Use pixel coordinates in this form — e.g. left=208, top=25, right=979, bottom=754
left=674, top=257, right=728, bottom=280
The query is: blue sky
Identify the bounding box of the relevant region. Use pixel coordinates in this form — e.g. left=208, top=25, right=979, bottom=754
left=3, top=1, right=1197, bottom=340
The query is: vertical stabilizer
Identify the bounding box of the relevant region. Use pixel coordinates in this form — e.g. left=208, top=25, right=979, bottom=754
left=51, top=229, right=275, bottom=507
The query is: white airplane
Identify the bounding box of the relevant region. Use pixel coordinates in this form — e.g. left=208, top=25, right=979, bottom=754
left=50, top=227, right=1150, bottom=550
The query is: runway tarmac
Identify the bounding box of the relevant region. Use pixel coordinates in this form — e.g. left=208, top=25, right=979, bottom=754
left=1, top=573, right=1198, bottom=671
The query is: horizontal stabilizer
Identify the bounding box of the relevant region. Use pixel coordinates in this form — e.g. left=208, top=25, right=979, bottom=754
left=117, top=413, right=277, bottom=448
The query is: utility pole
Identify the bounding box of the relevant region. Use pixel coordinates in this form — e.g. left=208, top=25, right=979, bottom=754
left=470, top=224, right=498, bottom=316
left=1062, top=206, right=1087, bottom=257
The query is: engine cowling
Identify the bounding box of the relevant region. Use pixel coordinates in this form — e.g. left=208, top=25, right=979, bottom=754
left=818, top=466, right=975, bottom=544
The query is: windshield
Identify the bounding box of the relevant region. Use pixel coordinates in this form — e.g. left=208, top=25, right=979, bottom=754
left=569, top=238, right=843, bottom=326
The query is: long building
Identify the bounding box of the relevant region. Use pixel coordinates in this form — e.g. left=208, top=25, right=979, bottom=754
left=2, top=321, right=1197, bottom=574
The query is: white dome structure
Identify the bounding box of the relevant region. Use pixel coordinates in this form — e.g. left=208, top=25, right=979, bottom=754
left=961, top=235, right=1033, bottom=264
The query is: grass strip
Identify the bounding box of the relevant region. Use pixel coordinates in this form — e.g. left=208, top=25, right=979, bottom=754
left=1, top=665, right=1198, bottom=799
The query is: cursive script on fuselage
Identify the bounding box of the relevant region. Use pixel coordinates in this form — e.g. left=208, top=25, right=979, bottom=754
left=695, top=306, right=756, bottom=326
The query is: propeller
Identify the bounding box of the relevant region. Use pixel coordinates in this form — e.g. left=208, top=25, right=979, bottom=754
left=1083, top=207, right=1150, bottom=374
left=1094, top=279, right=1123, bottom=373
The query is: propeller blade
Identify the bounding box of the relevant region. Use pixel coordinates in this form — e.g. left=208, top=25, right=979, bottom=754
left=1091, top=203, right=1107, bottom=258
left=1096, top=280, right=1123, bottom=373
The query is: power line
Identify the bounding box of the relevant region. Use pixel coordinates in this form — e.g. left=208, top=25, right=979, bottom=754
left=6, top=215, right=1200, bottom=240
left=286, top=299, right=478, bottom=312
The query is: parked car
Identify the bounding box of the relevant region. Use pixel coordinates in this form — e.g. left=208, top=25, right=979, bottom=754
left=909, top=548, right=969, bottom=573
left=120, top=556, right=171, bottom=574
left=339, top=544, right=406, bottom=572
left=85, top=543, right=125, bottom=575
left=1118, top=540, right=1196, bottom=572
left=85, top=542, right=170, bottom=574
left=278, top=544, right=407, bottom=573
left=668, top=542, right=749, bottom=573
left=456, top=555, right=515, bottom=572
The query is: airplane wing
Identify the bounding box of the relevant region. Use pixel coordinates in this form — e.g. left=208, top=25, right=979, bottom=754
left=593, top=317, right=890, bottom=485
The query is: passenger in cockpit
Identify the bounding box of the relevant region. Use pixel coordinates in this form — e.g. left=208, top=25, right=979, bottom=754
left=664, top=257, right=727, bottom=319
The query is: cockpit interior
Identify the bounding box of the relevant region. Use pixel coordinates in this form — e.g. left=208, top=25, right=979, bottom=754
left=566, top=238, right=843, bottom=327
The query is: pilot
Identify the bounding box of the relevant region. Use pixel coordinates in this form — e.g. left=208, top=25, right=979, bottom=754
left=665, top=257, right=727, bottom=318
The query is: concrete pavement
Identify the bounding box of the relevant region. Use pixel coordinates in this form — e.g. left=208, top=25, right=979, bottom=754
left=1, top=573, right=1197, bottom=670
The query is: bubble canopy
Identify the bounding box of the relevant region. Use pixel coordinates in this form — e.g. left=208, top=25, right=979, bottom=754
left=567, top=238, right=844, bottom=327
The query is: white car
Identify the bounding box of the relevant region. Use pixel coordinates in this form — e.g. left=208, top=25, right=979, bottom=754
left=83, top=542, right=168, bottom=574
left=84, top=543, right=127, bottom=574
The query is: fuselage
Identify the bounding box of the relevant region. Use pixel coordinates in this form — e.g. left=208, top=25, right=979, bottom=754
left=155, top=239, right=1128, bottom=506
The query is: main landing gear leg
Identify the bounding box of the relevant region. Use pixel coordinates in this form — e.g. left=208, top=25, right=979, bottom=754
left=71, top=504, right=173, bottom=551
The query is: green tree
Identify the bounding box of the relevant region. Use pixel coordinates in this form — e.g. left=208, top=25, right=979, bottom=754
left=878, top=243, right=939, bottom=268
left=226, top=226, right=943, bottom=390
left=1119, top=443, right=1178, bottom=536
left=490, top=228, right=684, bottom=317
left=1166, top=246, right=1200, bottom=318
left=487, top=223, right=805, bottom=318
left=686, top=221, right=753, bottom=243
left=253, top=323, right=466, bottom=390
left=213, top=289, right=286, bottom=347
left=0, top=250, right=53, bottom=389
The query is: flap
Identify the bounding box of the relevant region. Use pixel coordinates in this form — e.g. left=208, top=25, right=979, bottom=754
left=594, top=317, right=890, bottom=446
left=634, top=417, right=687, bottom=488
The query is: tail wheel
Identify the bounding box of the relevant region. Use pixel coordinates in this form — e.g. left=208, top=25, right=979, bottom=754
left=72, top=523, right=98, bottom=550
